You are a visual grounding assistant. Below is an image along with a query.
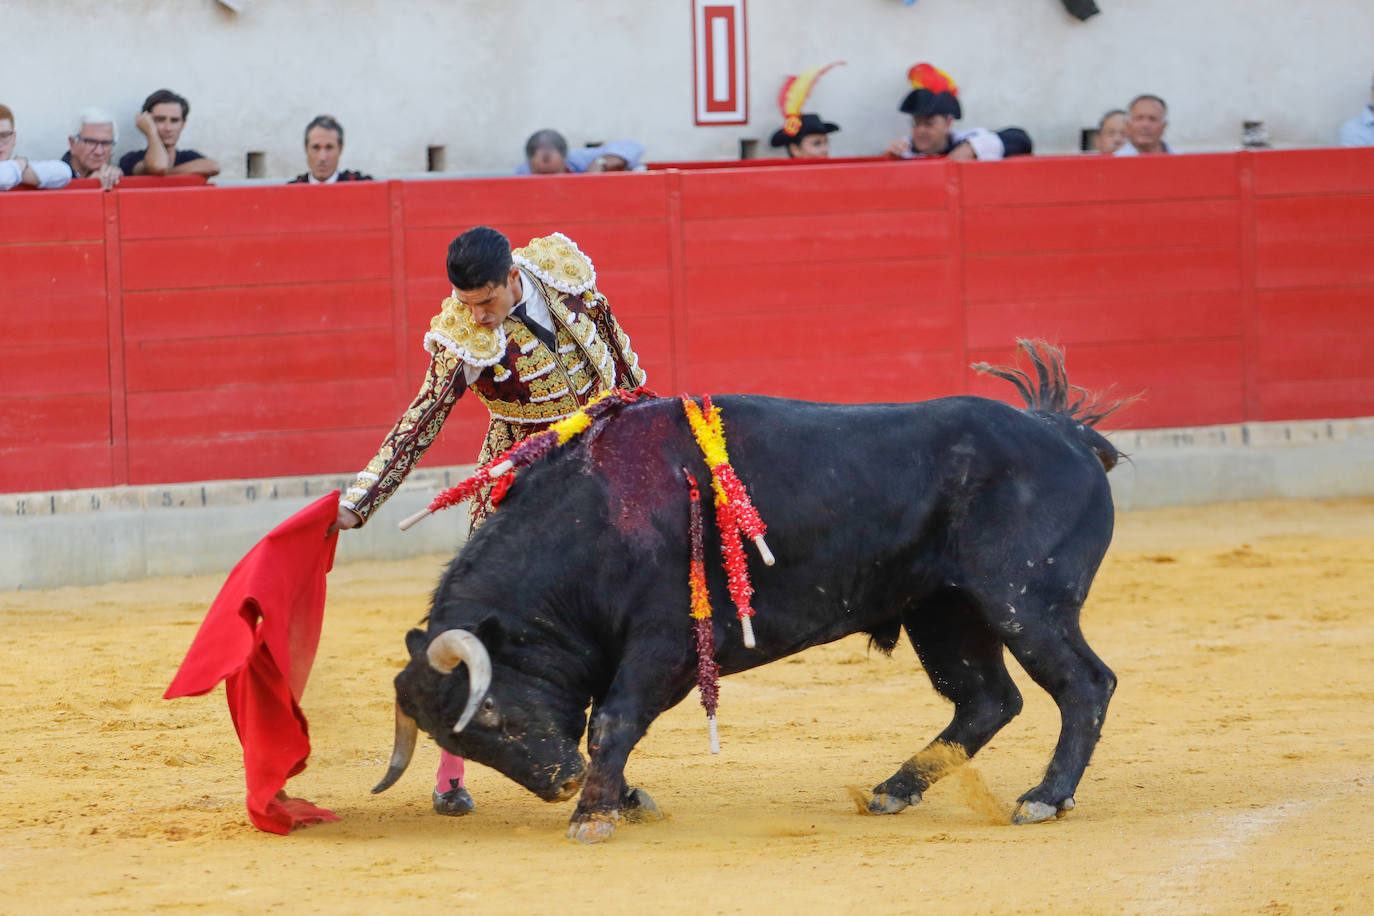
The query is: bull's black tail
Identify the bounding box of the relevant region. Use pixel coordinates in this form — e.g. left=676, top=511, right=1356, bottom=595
left=972, top=340, right=1132, bottom=472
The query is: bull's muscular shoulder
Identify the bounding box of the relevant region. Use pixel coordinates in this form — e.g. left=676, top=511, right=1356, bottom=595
left=512, top=233, right=597, bottom=295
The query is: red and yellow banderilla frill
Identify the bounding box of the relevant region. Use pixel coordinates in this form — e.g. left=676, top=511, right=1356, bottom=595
left=681, top=394, right=774, bottom=648
left=683, top=470, right=722, bottom=753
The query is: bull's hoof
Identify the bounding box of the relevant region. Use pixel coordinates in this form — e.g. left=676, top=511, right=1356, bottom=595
left=432, top=784, right=476, bottom=816
left=620, top=788, right=664, bottom=823
left=1012, top=797, right=1074, bottom=824
left=567, top=813, right=618, bottom=844
left=867, top=791, right=918, bottom=815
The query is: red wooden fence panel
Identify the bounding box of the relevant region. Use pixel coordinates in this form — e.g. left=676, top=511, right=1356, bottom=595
left=1249, top=148, right=1374, bottom=196
left=115, top=183, right=397, bottom=483
left=0, top=191, right=113, bottom=491
left=959, top=153, right=1241, bottom=206
left=1250, top=150, right=1374, bottom=421
left=678, top=160, right=963, bottom=401
left=960, top=153, right=1250, bottom=428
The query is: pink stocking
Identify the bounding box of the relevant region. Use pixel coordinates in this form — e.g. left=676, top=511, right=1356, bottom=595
left=436, top=750, right=465, bottom=793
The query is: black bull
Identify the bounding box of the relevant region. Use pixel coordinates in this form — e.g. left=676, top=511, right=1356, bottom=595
left=375, top=344, right=1124, bottom=843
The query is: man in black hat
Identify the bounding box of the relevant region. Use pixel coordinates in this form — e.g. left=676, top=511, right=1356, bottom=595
left=770, top=113, right=839, bottom=159
left=884, top=63, right=1031, bottom=161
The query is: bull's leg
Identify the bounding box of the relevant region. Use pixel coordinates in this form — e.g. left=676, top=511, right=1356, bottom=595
left=585, top=751, right=663, bottom=824
left=566, top=667, right=682, bottom=844
left=869, top=595, right=1023, bottom=814
left=999, top=614, right=1116, bottom=824
left=617, top=780, right=663, bottom=823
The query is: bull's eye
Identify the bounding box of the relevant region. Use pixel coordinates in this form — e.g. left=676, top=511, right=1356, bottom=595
left=481, top=697, right=495, bottom=712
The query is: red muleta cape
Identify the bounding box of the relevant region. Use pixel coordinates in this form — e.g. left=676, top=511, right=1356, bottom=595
left=165, top=491, right=341, bottom=834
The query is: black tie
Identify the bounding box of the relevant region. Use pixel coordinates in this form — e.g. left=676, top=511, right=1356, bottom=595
left=512, top=303, right=557, bottom=352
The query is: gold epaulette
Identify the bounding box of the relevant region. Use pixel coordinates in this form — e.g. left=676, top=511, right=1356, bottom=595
left=423, top=296, right=506, bottom=366
left=512, top=233, right=597, bottom=294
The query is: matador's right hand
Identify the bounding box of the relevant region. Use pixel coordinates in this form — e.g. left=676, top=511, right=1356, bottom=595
left=328, top=505, right=362, bottom=536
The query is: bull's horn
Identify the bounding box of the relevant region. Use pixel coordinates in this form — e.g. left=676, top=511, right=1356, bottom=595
left=427, top=629, right=492, bottom=734
left=372, top=702, right=418, bottom=794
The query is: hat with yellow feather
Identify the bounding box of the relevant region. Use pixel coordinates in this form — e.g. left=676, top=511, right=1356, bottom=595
left=769, top=61, right=844, bottom=148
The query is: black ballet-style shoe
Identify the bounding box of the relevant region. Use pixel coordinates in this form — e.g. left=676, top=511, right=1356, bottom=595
left=432, top=779, right=476, bottom=816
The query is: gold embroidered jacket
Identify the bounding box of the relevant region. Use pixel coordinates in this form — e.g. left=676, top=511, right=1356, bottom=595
left=342, top=233, right=646, bottom=527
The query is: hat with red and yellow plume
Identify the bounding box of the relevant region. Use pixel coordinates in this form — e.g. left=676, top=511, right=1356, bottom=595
left=900, top=62, right=962, bottom=119
left=769, top=61, right=844, bottom=148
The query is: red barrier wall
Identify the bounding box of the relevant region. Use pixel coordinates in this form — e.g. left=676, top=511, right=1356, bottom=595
left=3, top=148, right=1372, bottom=493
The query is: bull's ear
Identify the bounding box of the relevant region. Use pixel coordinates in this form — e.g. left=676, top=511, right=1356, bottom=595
left=475, top=616, right=506, bottom=655
left=404, top=628, right=428, bottom=659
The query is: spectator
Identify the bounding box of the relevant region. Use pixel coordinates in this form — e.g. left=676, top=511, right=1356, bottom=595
left=62, top=108, right=123, bottom=190
left=1338, top=71, right=1374, bottom=147
left=1115, top=95, right=1174, bottom=155
left=770, top=115, right=838, bottom=159
left=119, top=89, right=220, bottom=178
left=884, top=63, right=1032, bottom=161
left=289, top=115, right=371, bottom=183
left=769, top=62, right=844, bottom=159
left=567, top=140, right=646, bottom=172
left=1093, top=109, right=1128, bottom=154
left=516, top=129, right=570, bottom=174
left=0, top=104, right=71, bottom=190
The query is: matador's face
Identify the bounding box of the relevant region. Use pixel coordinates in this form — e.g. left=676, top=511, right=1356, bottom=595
left=454, top=266, right=522, bottom=330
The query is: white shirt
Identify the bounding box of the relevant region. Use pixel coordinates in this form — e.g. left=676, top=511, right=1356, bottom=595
left=953, top=127, right=1006, bottom=161
left=461, top=268, right=554, bottom=384
left=1339, top=105, right=1374, bottom=147
left=307, top=170, right=340, bottom=184
left=0, top=157, right=73, bottom=190
left=900, top=127, right=1006, bottom=161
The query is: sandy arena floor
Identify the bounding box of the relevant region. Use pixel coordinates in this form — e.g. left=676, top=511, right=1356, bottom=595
left=1, top=498, right=1371, bottom=915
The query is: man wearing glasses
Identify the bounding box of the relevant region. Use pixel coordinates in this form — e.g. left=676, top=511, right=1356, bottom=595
left=61, top=108, right=123, bottom=190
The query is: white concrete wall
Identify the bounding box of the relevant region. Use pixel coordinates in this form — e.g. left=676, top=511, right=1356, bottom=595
left=6, top=0, right=1372, bottom=180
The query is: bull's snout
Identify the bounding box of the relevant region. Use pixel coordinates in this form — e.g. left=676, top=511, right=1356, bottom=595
left=538, top=757, right=586, bottom=802
left=552, top=772, right=584, bottom=802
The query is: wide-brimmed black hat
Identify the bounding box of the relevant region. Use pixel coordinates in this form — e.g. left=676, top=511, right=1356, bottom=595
left=899, top=63, right=962, bottom=119
left=899, top=88, right=961, bottom=119
left=770, top=113, right=840, bottom=147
